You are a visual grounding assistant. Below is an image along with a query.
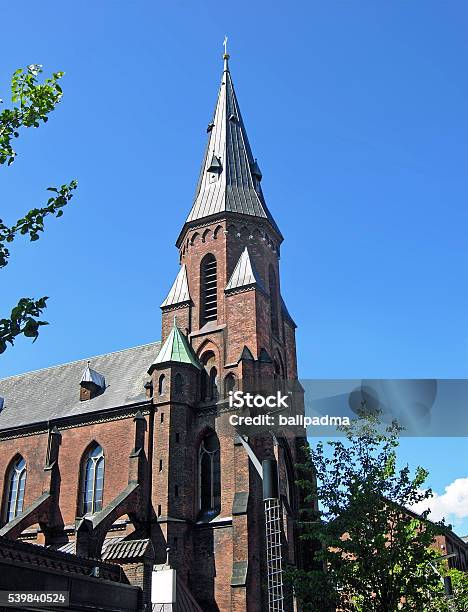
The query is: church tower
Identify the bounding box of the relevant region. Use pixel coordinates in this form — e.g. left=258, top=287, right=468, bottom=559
left=149, top=49, right=303, bottom=612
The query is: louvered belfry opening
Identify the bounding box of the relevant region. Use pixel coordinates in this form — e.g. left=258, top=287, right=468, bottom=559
left=269, top=265, right=279, bottom=338
left=201, top=254, right=218, bottom=326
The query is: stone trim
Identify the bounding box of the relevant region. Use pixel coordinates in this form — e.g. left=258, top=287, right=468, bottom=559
left=231, top=560, right=248, bottom=587
left=0, top=403, right=152, bottom=440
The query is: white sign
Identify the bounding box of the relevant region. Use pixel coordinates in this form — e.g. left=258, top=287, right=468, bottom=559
left=151, top=568, right=176, bottom=604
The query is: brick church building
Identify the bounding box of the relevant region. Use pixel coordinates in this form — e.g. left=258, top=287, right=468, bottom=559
left=0, top=50, right=306, bottom=611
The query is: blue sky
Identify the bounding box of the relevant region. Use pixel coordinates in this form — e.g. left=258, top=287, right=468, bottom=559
left=1, top=2, right=467, bottom=533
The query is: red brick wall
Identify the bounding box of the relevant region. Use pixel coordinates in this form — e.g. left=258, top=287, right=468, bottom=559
left=0, top=415, right=147, bottom=531
left=162, top=304, right=191, bottom=343
left=0, top=433, right=49, bottom=524
left=59, top=417, right=142, bottom=523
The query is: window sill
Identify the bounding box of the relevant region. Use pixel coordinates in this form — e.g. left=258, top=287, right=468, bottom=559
left=190, top=322, right=226, bottom=339
left=195, top=515, right=232, bottom=527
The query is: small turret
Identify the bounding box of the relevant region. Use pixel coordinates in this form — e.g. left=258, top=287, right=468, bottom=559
left=79, top=361, right=105, bottom=401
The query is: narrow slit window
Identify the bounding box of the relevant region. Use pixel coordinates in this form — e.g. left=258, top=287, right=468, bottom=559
left=269, top=265, right=279, bottom=337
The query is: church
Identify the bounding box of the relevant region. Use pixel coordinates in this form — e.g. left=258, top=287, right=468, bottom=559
left=0, top=49, right=307, bottom=612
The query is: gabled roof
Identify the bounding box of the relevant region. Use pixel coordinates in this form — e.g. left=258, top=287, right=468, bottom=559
left=0, top=342, right=161, bottom=431
left=183, top=55, right=282, bottom=240
left=161, top=265, right=191, bottom=308
left=225, top=247, right=264, bottom=292
left=149, top=323, right=201, bottom=372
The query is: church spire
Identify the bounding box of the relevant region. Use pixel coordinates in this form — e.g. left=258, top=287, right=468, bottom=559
left=180, top=46, right=282, bottom=243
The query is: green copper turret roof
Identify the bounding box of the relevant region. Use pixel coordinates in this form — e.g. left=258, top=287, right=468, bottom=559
left=148, top=322, right=201, bottom=372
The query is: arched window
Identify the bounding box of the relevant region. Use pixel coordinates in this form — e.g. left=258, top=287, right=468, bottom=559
left=5, top=456, right=26, bottom=522
left=273, top=353, right=286, bottom=396
left=158, top=374, right=166, bottom=396
left=81, top=444, right=104, bottom=515
left=198, top=432, right=221, bottom=517
left=174, top=373, right=184, bottom=396
left=209, top=367, right=218, bottom=401
left=269, top=265, right=279, bottom=337
left=200, top=254, right=217, bottom=326
left=200, top=352, right=218, bottom=402
left=224, top=373, right=236, bottom=397
left=283, top=458, right=291, bottom=507
left=279, top=443, right=296, bottom=512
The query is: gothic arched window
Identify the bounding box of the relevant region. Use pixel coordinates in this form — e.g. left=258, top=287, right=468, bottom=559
left=198, top=431, right=221, bottom=518
left=174, top=373, right=184, bottom=396
left=4, top=456, right=26, bottom=522
left=269, top=265, right=279, bottom=337
left=209, top=367, right=218, bottom=401
left=158, top=374, right=166, bottom=396
left=200, top=351, right=218, bottom=402
left=81, top=444, right=104, bottom=515
left=200, top=254, right=217, bottom=326
left=224, top=373, right=236, bottom=397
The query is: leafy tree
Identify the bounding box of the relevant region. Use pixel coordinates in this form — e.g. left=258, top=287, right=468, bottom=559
left=287, top=416, right=445, bottom=611
left=0, top=64, right=77, bottom=354
left=426, top=568, right=468, bottom=611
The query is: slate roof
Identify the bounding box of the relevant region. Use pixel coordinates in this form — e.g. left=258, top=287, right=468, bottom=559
left=185, top=56, right=282, bottom=239
left=0, top=342, right=161, bottom=431
left=0, top=536, right=123, bottom=582
left=101, top=538, right=153, bottom=561
left=225, top=247, right=264, bottom=292
left=161, top=265, right=191, bottom=308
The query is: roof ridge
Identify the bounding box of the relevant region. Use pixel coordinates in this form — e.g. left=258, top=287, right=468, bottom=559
left=0, top=340, right=161, bottom=382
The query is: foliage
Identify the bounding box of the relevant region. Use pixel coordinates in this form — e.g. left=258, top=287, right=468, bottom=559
left=426, top=568, right=468, bottom=611
left=0, top=65, right=77, bottom=354
left=288, top=416, right=446, bottom=611
left=0, top=64, right=64, bottom=165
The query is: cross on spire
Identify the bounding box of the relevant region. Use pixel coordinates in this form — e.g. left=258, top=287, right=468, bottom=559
left=223, top=35, right=230, bottom=72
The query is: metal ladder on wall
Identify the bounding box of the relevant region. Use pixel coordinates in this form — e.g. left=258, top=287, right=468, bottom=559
left=264, top=498, right=284, bottom=612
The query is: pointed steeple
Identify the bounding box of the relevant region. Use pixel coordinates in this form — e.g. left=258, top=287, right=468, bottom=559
left=183, top=50, right=282, bottom=240
left=161, top=264, right=191, bottom=308
left=225, top=247, right=264, bottom=292
left=148, top=321, right=201, bottom=373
